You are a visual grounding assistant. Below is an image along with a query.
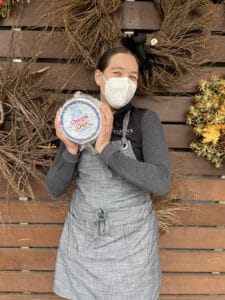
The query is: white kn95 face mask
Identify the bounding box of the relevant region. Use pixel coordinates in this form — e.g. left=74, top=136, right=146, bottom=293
left=103, top=76, right=137, bottom=109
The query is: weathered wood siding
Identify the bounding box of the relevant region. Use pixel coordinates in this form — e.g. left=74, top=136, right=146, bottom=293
left=0, top=1, right=225, bottom=299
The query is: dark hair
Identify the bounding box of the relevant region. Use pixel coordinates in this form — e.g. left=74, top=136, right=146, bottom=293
left=96, top=47, right=140, bottom=72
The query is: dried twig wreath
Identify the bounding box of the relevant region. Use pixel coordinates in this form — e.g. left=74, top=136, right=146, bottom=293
left=0, top=0, right=29, bottom=18
left=51, top=0, right=212, bottom=93
left=186, top=75, right=225, bottom=168
left=123, top=0, right=213, bottom=93
left=0, top=60, right=57, bottom=198
left=51, top=0, right=122, bottom=69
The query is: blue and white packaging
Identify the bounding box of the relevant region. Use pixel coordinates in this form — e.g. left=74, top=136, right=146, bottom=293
left=59, top=92, right=101, bottom=146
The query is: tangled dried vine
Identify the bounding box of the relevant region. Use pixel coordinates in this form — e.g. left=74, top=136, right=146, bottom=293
left=141, top=0, right=213, bottom=92
left=0, top=60, right=57, bottom=198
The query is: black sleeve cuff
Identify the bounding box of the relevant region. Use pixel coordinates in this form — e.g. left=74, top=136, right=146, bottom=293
left=62, top=149, right=79, bottom=163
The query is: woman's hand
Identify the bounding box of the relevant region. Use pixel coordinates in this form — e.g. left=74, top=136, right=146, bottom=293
left=95, top=103, right=113, bottom=153
left=54, top=108, right=79, bottom=155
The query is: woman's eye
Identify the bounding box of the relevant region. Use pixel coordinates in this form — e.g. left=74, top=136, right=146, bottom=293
left=113, top=72, right=122, bottom=76
left=130, top=76, right=138, bottom=82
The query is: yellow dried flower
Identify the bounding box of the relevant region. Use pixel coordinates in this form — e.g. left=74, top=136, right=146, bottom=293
left=202, top=125, right=221, bottom=145
left=186, top=75, right=225, bottom=168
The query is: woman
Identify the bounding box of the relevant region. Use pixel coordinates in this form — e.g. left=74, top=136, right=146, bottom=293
left=46, top=47, right=170, bottom=300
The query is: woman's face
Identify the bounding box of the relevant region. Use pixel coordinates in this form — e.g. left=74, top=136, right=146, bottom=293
left=95, top=53, right=139, bottom=103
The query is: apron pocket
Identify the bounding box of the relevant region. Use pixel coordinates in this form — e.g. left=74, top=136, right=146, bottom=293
left=123, top=218, right=153, bottom=266
left=66, top=211, right=87, bottom=261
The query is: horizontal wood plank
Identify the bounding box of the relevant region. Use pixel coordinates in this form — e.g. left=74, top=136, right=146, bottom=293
left=0, top=296, right=62, bottom=300
left=1, top=31, right=225, bottom=64
left=121, top=3, right=224, bottom=32
left=180, top=178, right=225, bottom=201
left=1, top=272, right=225, bottom=294
left=0, top=249, right=56, bottom=270
left=14, top=92, right=193, bottom=123
left=0, top=63, right=225, bottom=93
left=161, top=274, right=225, bottom=294
left=1, top=2, right=225, bottom=33
left=0, top=225, right=62, bottom=247
left=159, top=227, right=225, bottom=250
left=0, top=176, right=225, bottom=206
left=0, top=272, right=53, bottom=293
left=0, top=31, right=70, bottom=59
left=43, top=93, right=194, bottom=123
left=0, top=200, right=67, bottom=224
left=1, top=249, right=225, bottom=273
left=2, top=201, right=225, bottom=226
left=164, top=125, right=193, bottom=148
left=160, top=250, right=225, bottom=272
left=170, top=152, right=225, bottom=175
left=0, top=1, right=54, bottom=27
left=176, top=204, right=225, bottom=226
left=159, top=297, right=225, bottom=300
left=1, top=122, right=193, bottom=149
left=0, top=294, right=224, bottom=299
left=0, top=225, right=225, bottom=249
left=0, top=62, right=96, bottom=91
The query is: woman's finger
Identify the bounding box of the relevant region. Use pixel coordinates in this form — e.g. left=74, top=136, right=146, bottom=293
left=100, top=103, right=113, bottom=126
left=54, top=108, right=61, bottom=128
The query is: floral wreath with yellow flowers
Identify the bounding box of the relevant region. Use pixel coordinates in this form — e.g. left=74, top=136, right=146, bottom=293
left=186, top=75, right=225, bottom=168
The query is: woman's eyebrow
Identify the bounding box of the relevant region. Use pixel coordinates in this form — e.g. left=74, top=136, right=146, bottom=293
left=111, top=67, right=138, bottom=74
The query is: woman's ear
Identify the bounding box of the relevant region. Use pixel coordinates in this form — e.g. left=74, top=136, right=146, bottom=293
left=95, top=69, right=102, bottom=86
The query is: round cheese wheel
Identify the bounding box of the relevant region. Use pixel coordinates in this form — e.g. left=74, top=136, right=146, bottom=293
left=59, top=96, right=101, bottom=144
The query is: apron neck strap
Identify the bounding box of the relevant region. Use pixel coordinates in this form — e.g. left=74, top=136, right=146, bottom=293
left=121, top=110, right=131, bottom=148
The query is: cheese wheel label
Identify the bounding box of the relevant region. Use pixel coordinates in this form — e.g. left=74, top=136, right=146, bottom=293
left=60, top=97, right=101, bottom=144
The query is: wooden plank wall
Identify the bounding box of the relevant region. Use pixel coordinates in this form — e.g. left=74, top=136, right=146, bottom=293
left=0, top=1, right=225, bottom=299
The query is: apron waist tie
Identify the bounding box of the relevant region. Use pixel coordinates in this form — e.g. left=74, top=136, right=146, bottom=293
left=69, top=200, right=153, bottom=236
left=94, top=208, right=109, bottom=236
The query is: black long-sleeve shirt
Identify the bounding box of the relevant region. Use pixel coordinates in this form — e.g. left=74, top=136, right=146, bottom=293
left=45, top=104, right=170, bottom=197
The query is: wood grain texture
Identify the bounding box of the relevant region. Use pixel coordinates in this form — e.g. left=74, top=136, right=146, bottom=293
left=0, top=200, right=67, bottom=224
left=1, top=2, right=225, bottom=32
left=0, top=62, right=225, bottom=93
left=0, top=296, right=62, bottom=300
left=0, top=272, right=54, bottom=292
left=0, top=249, right=57, bottom=271
left=1, top=272, right=225, bottom=294
left=0, top=225, right=225, bottom=249
left=2, top=201, right=225, bottom=226
left=0, top=225, right=62, bottom=247
left=1, top=249, right=225, bottom=273
left=161, top=274, right=225, bottom=294
left=1, top=32, right=225, bottom=63
left=175, top=204, right=225, bottom=226
left=159, top=227, right=225, bottom=249
left=159, top=297, right=225, bottom=300
left=160, top=250, right=225, bottom=272
left=170, top=152, right=225, bottom=175
left=180, top=178, right=225, bottom=201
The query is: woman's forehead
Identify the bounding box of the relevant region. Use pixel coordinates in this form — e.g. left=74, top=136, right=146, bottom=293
left=107, top=53, right=138, bottom=72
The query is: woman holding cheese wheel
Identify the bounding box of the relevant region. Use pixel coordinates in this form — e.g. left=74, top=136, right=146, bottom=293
left=46, top=47, right=170, bottom=300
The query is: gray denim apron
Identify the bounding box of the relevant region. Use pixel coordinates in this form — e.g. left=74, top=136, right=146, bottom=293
left=54, top=111, right=161, bottom=300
